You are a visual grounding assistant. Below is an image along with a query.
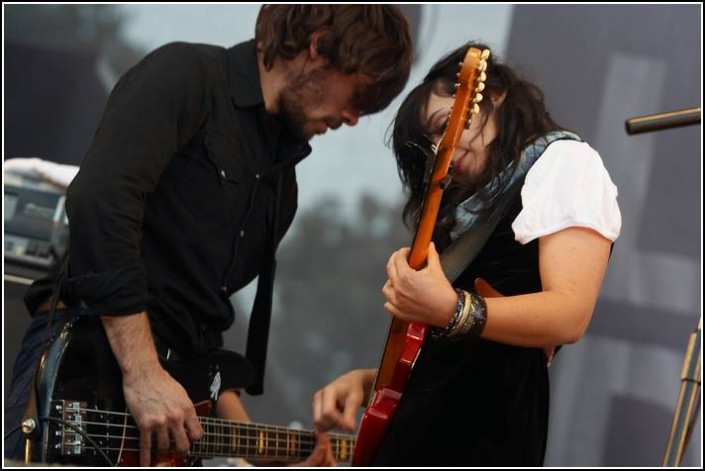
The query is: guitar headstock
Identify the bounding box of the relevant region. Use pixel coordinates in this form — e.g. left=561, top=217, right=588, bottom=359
left=437, top=47, right=490, bottom=156
left=408, top=47, right=491, bottom=270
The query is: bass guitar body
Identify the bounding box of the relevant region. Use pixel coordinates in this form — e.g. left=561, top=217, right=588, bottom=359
left=26, top=315, right=355, bottom=466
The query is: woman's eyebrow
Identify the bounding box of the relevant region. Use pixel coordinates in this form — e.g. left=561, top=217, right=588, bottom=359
left=425, top=108, right=443, bottom=130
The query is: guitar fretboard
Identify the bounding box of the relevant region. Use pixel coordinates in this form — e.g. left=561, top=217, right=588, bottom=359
left=190, top=417, right=355, bottom=462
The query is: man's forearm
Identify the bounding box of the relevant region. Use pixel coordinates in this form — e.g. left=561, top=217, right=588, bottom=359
left=101, top=312, right=160, bottom=375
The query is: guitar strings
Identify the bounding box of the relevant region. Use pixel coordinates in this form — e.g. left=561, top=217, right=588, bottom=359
left=57, top=407, right=354, bottom=459
left=70, top=407, right=352, bottom=439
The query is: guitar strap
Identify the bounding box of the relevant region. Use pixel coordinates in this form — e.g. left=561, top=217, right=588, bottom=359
left=440, top=204, right=504, bottom=282
left=19, top=249, right=71, bottom=459
left=440, top=131, right=581, bottom=282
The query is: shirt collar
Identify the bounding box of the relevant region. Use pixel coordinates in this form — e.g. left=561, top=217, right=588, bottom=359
left=227, top=39, right=265, bottom=108
left=227, top=39, right=312, bottom=161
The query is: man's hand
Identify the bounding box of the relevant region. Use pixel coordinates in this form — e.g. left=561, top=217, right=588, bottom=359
left=101, top=312, right=203, bottom=466
left=123, top=365, right=203, bottom=466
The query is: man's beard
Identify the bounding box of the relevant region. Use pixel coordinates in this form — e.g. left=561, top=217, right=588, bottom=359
left=278, top=67, right=328, bottom=141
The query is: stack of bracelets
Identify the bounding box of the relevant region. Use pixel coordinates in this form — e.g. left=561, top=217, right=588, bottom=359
left=430, top=288, right=488, bottom=340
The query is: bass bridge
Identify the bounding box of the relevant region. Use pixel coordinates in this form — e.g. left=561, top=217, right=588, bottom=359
left=49, top=400, right=88, bottom=457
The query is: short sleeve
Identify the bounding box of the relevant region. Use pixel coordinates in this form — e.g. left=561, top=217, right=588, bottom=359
left=511, top=140, right=622, bottom=244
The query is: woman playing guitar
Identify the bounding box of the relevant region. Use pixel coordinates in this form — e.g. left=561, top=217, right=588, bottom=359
left=312, top=41, right=622, bottom=466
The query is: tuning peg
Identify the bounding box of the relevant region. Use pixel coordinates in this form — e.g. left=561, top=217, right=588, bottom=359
left=478, top=61, right=487, bottom=72
left=454, top=83, right=460, bottom=89
left=479, top=71, right=487, bottom=83
left=481, top=49, right=491, bottom=60
left=472, top=103, right=480, bottom=115
left=476, top=82, right=485, bottom=92
left=474, top=92, right=483, bottom=103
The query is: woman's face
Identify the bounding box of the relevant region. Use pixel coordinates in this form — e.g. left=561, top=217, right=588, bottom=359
left=423, top=91, right=499, bottom=188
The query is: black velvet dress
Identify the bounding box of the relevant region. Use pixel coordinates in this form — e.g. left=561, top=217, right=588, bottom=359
left=372, top=194, right=550, bottom=467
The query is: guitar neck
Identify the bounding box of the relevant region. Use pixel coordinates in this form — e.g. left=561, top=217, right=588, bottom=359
left=190, top=418, right=355, bottom=462
left=369, top=47, right=488, bottom=395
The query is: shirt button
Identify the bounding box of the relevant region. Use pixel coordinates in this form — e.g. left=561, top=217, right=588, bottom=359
left=220, top=170, right=226, bottom=178
left=255, top=174, right=260, bottom=180
left=240, top=230, right=245, bottom=238
left=221, top=285, right=227, bottom=293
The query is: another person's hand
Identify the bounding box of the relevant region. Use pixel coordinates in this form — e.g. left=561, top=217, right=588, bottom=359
left=290, top=431, right=337, bottom=467
left=313, top=368, right=376, bottom=432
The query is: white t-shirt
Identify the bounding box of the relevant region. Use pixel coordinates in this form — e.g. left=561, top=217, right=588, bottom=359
left=511, top=140, right=621, bottom=244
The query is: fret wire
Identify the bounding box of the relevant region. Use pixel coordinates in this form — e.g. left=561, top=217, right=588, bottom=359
left=218, top=421, right=221, bottom=455
left=273, top=427, right=277, bottom=459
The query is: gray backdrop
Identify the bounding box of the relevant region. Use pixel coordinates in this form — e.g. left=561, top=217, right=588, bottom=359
left=505, top=5, right=701, bottom=466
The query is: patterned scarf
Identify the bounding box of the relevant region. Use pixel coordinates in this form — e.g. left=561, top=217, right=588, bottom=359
left=448, top=130, right=581, bottom=242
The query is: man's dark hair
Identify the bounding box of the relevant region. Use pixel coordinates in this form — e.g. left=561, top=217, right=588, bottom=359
left=255, top=4, right=413, bottom=115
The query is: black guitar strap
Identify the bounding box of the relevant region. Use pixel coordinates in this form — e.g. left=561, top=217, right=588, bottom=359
left=20, top=249, right=70, bottom=460
left=439, top=203, right=505, bottom=283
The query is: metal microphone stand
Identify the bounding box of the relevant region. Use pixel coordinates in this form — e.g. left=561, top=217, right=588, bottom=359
left=624, top=106, right=702, bottom=466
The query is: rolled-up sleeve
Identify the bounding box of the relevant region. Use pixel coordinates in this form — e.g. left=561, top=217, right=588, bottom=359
left=66, top=42, right=209, bottom=315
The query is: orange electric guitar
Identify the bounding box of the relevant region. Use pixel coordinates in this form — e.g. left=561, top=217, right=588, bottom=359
left=352, top=47, right=490, bottom=466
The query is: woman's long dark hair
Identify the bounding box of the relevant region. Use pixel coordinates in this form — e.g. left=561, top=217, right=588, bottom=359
left=390, top=42, right=561, bottom=234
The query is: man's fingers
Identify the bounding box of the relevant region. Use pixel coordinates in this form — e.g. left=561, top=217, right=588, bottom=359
left=171, top=423, right=190, bottom=454
left=155, top=427, right=170, bottom=460
left=185, top=415, right=203, bottom=442
left=140, top=431, right=152, bottom=467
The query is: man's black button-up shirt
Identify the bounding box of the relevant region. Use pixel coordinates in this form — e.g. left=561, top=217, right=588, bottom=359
left=64, top=40, right=311, bottom=355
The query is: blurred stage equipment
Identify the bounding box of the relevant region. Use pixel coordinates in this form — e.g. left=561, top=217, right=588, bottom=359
left=4, top=172, right=69, bottom=395
left=625, top=107, right=701, bottom=134
left=662, top=318, right=701, bottom=467
left=624, top=106, right=702, bottom=466
left=4, top=172, right=68, bottom=277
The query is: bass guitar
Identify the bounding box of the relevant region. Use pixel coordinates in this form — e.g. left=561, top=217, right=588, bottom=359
left=352, top=46, right=490, bottom=466
left=24, top=315, right=355, bottom=466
